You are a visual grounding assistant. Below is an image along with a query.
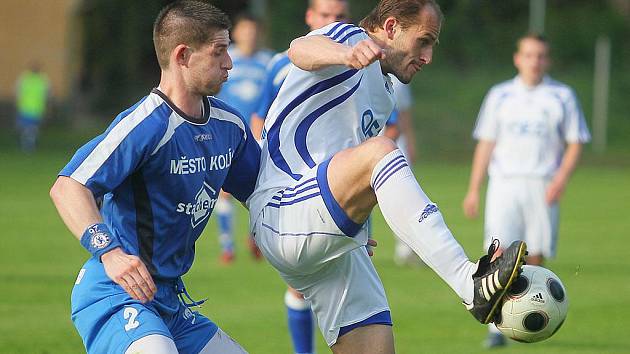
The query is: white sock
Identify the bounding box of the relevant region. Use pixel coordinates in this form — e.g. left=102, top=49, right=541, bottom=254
left=371, top=149, right=476, bottom=303
left=488, top=323, right=502, bottom=334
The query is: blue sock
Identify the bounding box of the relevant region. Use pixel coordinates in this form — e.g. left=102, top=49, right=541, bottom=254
left=216, top=197, right=233, bottom=253
left=285, top=291, right=314, bottom=354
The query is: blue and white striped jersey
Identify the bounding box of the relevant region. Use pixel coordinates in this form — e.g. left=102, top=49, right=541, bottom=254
left=255, top=51, right=292, bottom=121
left=60, top=89, right=260, bottom=280
left=474, top=76, right=591, bottom=178
left=248, top=22, right=396, bottom=221
left=216, top=46, right=273, bottom=125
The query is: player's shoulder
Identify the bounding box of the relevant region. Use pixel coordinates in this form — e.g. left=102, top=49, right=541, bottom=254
left=541, top=76, right=577, bottom=99
left=313, top=22, right=367, bottom=44
left=255, top=48, right=275, bottom=64
left=267, top=51, right=291, bottom=71
left=207, top=96, right=248, bottom=135
left=110, top=91, right=171, bottom=133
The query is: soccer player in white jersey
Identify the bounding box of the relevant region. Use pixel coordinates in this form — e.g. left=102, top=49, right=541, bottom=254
left=251, top=2, right=350, bottom=353
left=462, top=33, right=591, bottom=348
left=248, top=1, right=528, bottom=352
left=49, top=2, right=260, bottom=353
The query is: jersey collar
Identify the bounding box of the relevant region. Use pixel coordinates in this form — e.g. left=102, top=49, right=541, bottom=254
left=151, top=88, right=210, bottom=125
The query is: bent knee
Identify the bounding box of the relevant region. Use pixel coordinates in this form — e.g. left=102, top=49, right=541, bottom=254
left=357, top=136, right=399, bottom=167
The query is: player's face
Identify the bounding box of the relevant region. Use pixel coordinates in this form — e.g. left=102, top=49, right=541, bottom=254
left=386, top=7, right=440, bottom=84
left=514, top=38, right=549, bottom=85
left=186, top=30, right=232, bottom=96
left=233, top=19, right=259, bottom=53
left=306, top=0, right=349, bottom=30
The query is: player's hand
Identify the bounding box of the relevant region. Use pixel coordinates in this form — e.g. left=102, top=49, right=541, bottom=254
left=545, top=176, right=567, bottom=204
left=344, top=39, right=385, bottom=70
left=462, top=191, right=480, bottom=219
left=366, top=239, right=378, bottom=257
left=101, top=247, right=157, bottom=303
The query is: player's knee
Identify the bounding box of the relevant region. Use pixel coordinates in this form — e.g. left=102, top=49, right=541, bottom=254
left=361, top=136, right=398, bottom=166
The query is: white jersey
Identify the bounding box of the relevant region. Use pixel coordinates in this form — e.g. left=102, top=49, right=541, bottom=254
left=473, top=75, right=591, bottom=178
left=248, top=22, right=396, bottom=221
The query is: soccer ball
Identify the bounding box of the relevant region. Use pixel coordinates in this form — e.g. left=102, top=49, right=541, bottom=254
left=495, top=265, right=568, bottom=343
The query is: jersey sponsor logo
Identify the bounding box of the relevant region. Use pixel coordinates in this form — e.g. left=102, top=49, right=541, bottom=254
left=170, top=149, right=233, bottom=175
left=507, top=120, right=547, bottom=137
left=418, top=204, right=439, bottom=223
left=194, top=133, right=212, bottom=142
left=176, top=182, right=218, bottom=228
left=361, top=109, right=382, bottom=138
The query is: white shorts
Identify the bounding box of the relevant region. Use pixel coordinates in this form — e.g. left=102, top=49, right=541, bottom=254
left=484, top=176, right=559, bottom=258
left=252, top=160, right=391, bottom=346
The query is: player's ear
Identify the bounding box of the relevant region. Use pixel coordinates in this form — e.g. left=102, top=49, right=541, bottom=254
left=173, top=44, right=191, bottom=67
left=383, top=17, right=397, bottom=40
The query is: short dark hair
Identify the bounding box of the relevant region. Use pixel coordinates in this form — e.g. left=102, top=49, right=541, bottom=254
left=359, top=0, right=442, bottom=32
left=153, top=0, right=231, bottom=69
left=516, top=33, right=549, bottom=52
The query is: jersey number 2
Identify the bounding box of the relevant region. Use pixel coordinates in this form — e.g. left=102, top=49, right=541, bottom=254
left=124, top=307, right=140, bottom=331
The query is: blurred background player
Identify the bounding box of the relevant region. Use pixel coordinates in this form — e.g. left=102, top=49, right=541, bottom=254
left=15, top=62, right=50, bottom=153
left=215, top=13, right=273, bottom=264
left=383, top=77, right=423, bottom=267
left=462, top=33, right=591, bottom=348
left=250, top=1, right=349, bottom=353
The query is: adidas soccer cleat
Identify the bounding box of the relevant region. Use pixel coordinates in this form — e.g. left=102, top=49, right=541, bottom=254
left=465, top=239, right=528, bottom=324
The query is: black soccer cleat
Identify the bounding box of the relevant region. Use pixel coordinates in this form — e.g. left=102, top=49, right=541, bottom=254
left=465, top=239, right=528, bottom=324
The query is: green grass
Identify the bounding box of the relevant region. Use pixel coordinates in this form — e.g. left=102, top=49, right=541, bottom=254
left=1, top=131, right=629, bottom=354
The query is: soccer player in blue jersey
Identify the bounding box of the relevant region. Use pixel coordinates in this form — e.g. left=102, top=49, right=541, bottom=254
left=215, top=13, right=273, bottom=264
left=248, top=1, right=528, bottom=352
left=49, top=2, right=259, bottom=353
left=249, top=2, right=349, bottom=353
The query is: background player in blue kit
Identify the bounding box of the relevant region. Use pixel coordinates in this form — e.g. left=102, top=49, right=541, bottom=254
left=49, top=1, right=260, bottom=353
left=215, top=13, right=273, bottom=264
left=248, top=1, right=350, bottom=353
left=249, top=1, right=527, bottom=352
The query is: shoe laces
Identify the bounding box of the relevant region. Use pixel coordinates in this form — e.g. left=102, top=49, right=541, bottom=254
left=487, top=239, right=500, bottom=258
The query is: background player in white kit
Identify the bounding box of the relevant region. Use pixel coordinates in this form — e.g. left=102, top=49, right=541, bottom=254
left=462, top=33, right=591, bottom=348
left=249, top=1, right=527, bottom=352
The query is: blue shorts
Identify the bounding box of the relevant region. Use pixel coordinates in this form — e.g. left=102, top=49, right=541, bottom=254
left=71, top=258, right=218, bottom=354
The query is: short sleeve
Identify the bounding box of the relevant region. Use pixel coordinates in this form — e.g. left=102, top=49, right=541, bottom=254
left=562, top=89, right=591, bottom=144
left=473, top=87, right=502, bottom=141
left=222, top=122, right=261, bottom=203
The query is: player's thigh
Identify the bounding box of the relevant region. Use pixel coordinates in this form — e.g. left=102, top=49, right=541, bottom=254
left=286, top=247, right=390, bottom=346
left=198, top=328, right=248, bottom=354
left=327, top=136, right=398, bottom=222
left=125, top=334, right=178, bottom=354
left=332, top=324, right=394, bottom=354
left=524, top=179, right=559, bottom=258
left=255, top=167, right=369, bottom=275
left=71, top=261, right=173, bottom=353
left=484, top=177, right=524, bottom=250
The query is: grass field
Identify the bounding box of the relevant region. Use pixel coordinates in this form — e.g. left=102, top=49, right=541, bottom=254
left=1, top=130, right=629, bottom=354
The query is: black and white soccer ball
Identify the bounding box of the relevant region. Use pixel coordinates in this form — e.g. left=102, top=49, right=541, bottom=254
left=495, top=265, right=569, bottom=343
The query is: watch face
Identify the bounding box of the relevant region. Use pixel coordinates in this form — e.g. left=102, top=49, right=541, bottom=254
left=91, top=232, right=110, bottom=249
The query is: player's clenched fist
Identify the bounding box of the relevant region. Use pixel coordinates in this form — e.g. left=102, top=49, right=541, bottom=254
left=101, top=247, right=157, bottom=303
left=344, top=39, right=385, bottom=69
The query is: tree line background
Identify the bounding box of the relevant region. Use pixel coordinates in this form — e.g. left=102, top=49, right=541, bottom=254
left=73, top=0, right=630, bottom=155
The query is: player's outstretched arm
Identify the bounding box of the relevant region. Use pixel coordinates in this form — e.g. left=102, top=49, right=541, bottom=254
left=50, top=176, right=156, bottom=302
left=288, top=35, right=384, bottom=71
left=462, top=140, right=495, bottom=219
